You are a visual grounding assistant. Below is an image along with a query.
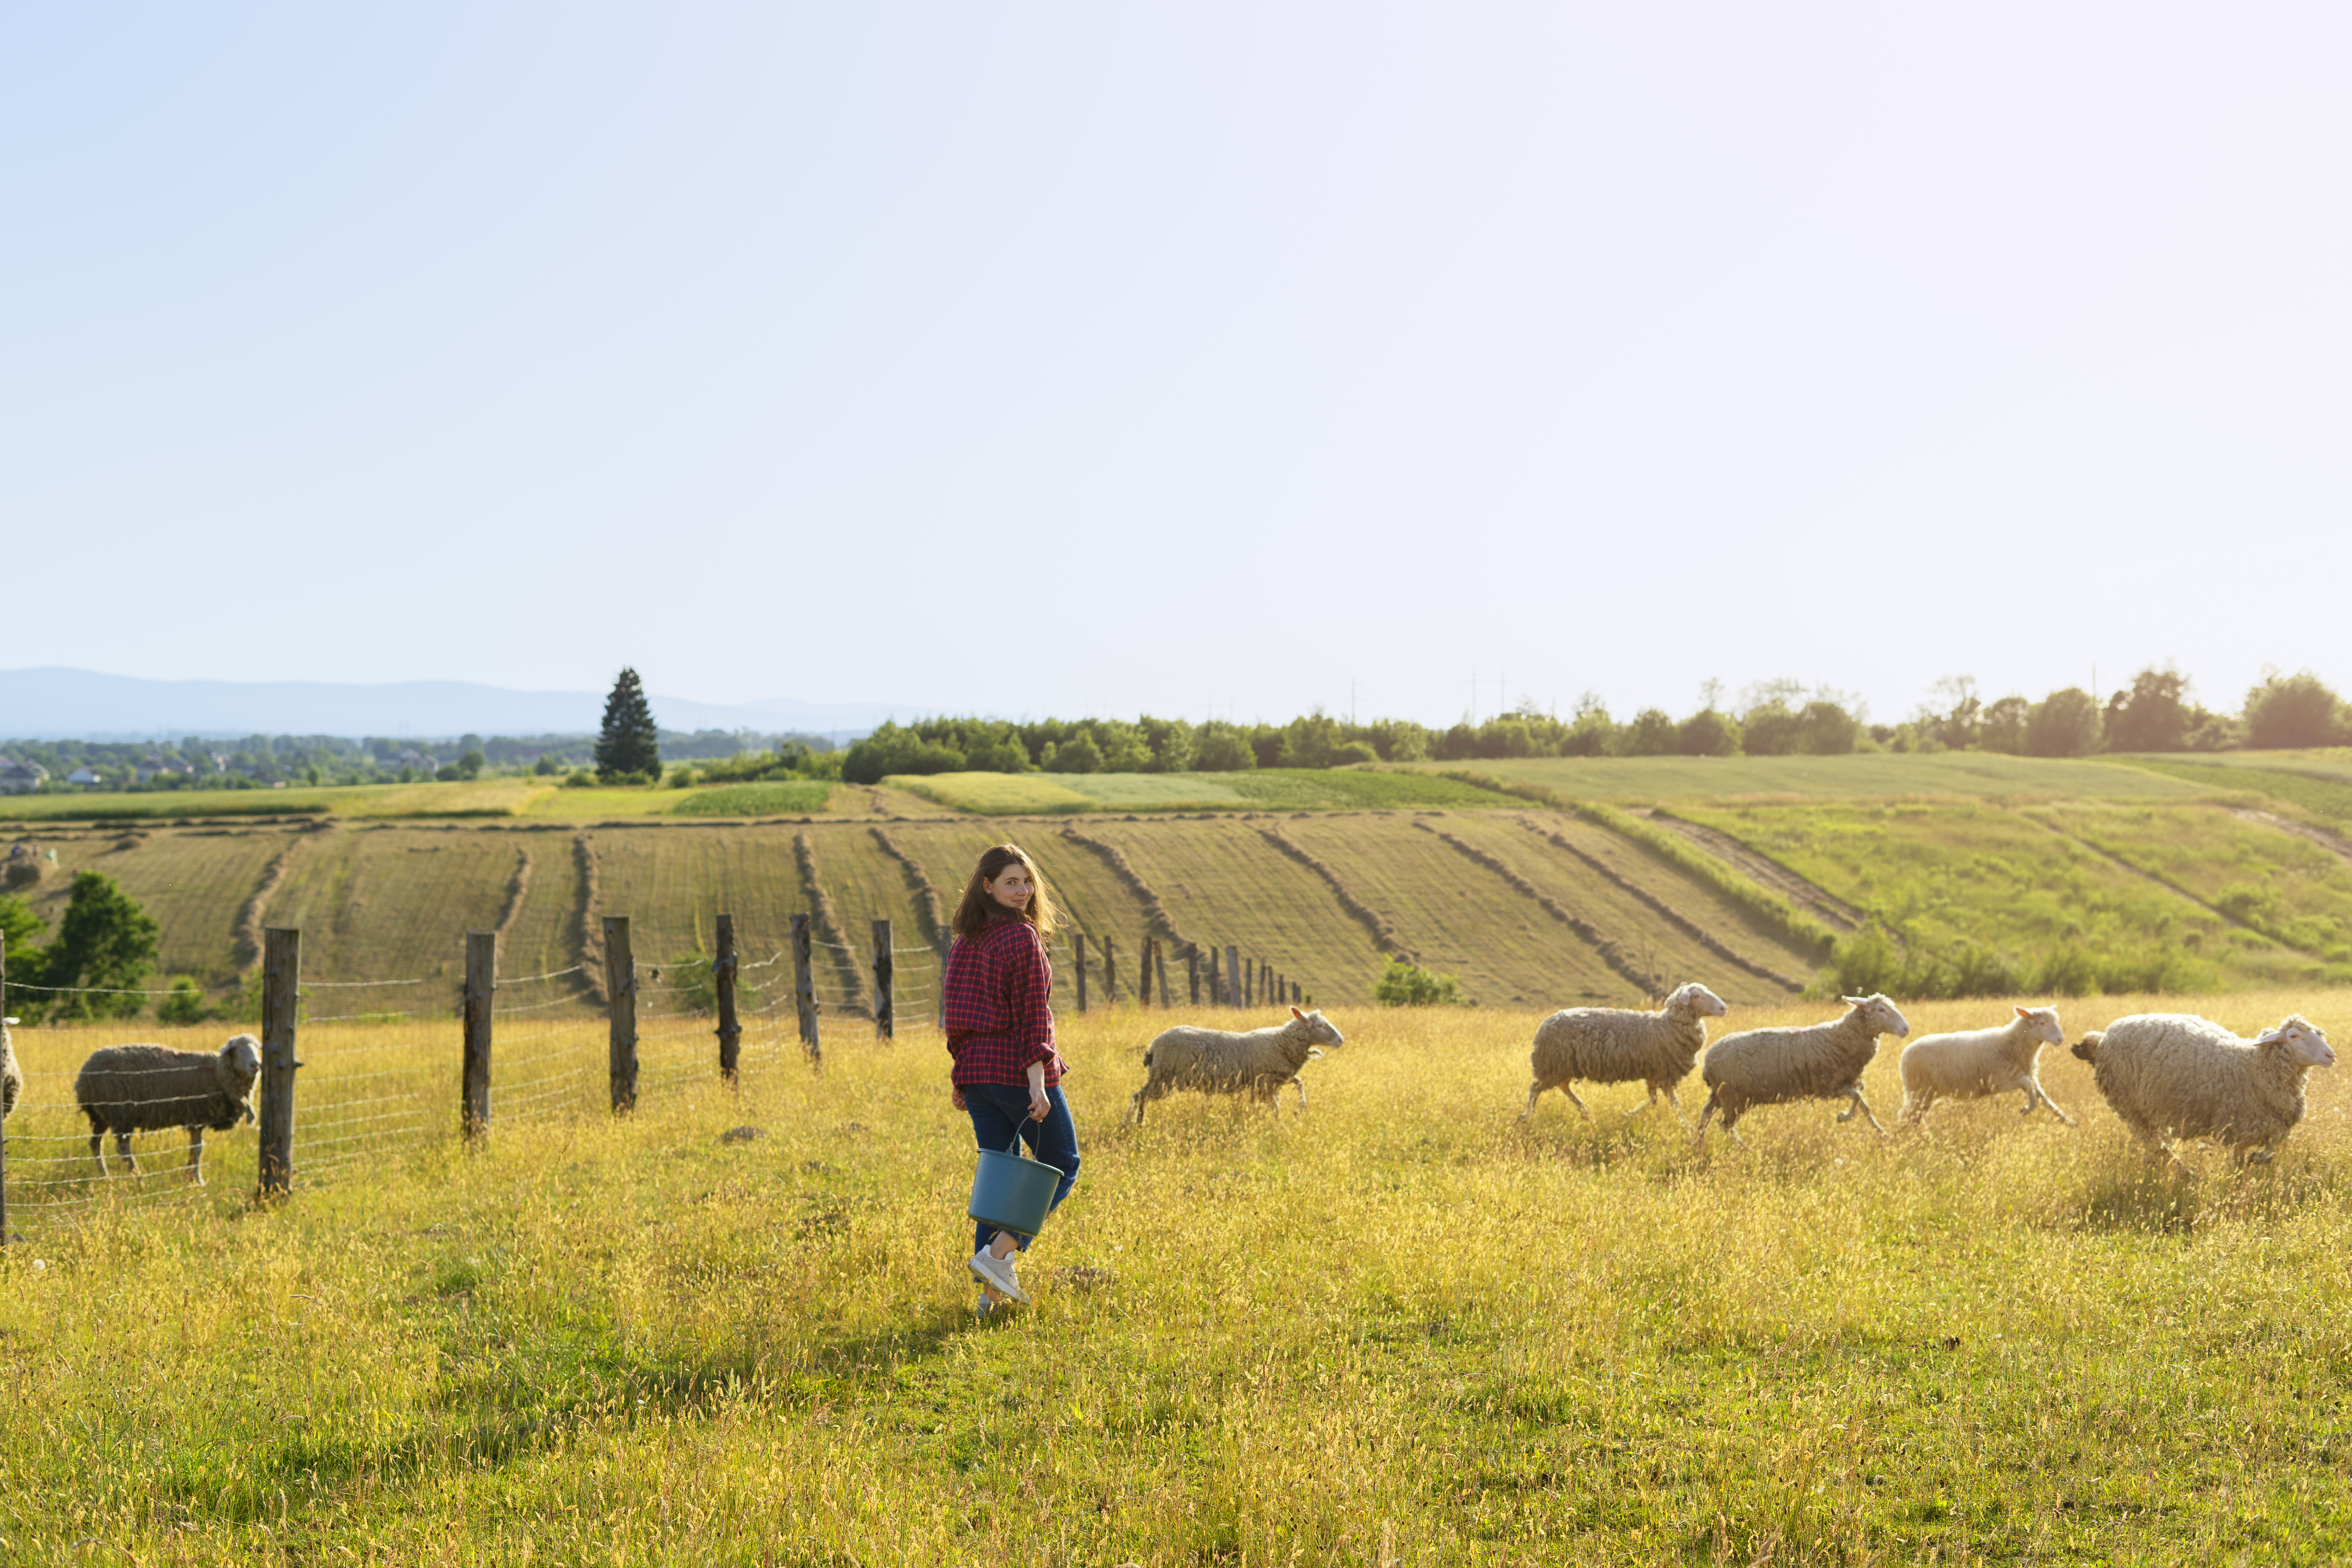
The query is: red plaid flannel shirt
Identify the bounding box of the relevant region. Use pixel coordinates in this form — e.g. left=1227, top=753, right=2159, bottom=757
left=944, top=917, right=1064, bottom=1089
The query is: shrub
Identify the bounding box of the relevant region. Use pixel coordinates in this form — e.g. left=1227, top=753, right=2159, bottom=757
left=2104, top=666, right=2193, bottom=752
left=1331, top=740, right=1380, bottom=766
left=1193, top=723, right=1256, bottom=772
left=1617, top=708, right=1678, bottom=756
left=1045, top=731, right=1104, bottom=774
left=2244, top=670, right=2345, bottom=750
left=1979, top=695, right=2031, bottom=754
left=1678, top=710, right=1742, bottom=757
left=158, top=976, right=213, bottom=1026
left=561, top=769, right=597, bottom=788
left=1374, top=957, right=1468, bottom=1007
left=2027, top=688, right=2103, bottom=757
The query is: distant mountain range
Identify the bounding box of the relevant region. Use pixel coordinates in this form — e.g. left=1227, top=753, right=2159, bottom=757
left=0, top=667, right=906, bottom=742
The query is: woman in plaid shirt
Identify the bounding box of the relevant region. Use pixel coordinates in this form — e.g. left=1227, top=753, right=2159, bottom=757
left=945, top=843, right=1080, bottom=1307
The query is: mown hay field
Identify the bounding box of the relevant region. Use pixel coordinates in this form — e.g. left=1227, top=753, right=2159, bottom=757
left=18, top=796, right=2352, bottom=1015
left=5, top=989, right=2352, bottom=1562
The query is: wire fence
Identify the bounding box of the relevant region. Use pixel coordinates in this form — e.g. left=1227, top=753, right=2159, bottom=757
left=0, top=914, right=1308, bottom=1242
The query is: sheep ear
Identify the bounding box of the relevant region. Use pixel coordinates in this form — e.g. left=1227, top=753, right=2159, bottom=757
left=2253, top=1027, right=2288, bottom=1046
left=2015, top=1006, right=2033, bottom=1020
left=1842, top=996, right=1868, bottom=1007
left=1291, top=1005, right=1305, bottom=1020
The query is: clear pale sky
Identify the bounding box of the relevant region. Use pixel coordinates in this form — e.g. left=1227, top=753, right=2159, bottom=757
left=5, top=5, right=2345, bottom=728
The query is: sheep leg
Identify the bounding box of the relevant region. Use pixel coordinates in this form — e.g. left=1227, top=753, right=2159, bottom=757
left=1837, top=1089, right=1889, bottom=1136
left=186, top=1127, right=206, bottom=1186
left=115, top=1131, right=140, bottom=1173
left=1693, top=1090, right=1721, bottom=1141
left=89, top=1123, right=108, bottom=1177
left=1290, top=1075, right=1308, bottom=1114
left=1560, top=1084, right=1591, bottom=1119
left=2023, top=1080, right=2076, bottom=1125
left=1521, top=1081, right=1550, bottom=1119
left=1622, top=1087, right=1653, bottom=1118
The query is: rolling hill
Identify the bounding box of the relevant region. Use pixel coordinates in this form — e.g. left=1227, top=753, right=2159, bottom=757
left=5, top=753, right=2349, bottom=1014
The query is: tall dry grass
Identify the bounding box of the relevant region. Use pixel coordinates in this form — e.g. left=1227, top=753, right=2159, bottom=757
left=3, top=989, right=2349, bottom=1563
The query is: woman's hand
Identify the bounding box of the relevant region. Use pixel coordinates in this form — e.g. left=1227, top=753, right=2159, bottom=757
left=1026, top=1061, right=1049, bottom=1121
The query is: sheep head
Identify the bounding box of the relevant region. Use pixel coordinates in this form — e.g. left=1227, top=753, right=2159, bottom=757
left=2070, top=1032, right=2103, bottom=1064
left=1841, top=994, right=1910, bottom=1038
left=217, top=1034, right=263, bottom=1097
left=1288, top=1006, right=1344, bottom=1049
left=2013, top=1005, right=2063, bottom=1048
left=2254, top=1015, right=2334, bottom=1069
left=1665, top=983, right=1728, bottom=1020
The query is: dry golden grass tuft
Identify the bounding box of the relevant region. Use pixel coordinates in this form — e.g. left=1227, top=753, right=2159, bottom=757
left=3, top=990, right=2351, bottom=1561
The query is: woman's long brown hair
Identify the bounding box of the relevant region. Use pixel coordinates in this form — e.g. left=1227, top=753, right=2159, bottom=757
left=950, top=842, right=1062, bottom=942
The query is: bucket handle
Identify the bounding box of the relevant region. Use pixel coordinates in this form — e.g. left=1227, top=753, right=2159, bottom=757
left=1001, top=1117, right=1026, bottom=1157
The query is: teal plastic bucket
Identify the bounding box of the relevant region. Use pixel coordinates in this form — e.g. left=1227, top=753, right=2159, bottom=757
left=969, top=1122, right=1062, bottom=1239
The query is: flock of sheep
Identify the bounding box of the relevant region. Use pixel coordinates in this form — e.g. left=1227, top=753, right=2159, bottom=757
left=1526, top=983, right=2337, bottom=1163
left=1120, top=985, right=2338, bottom=1167
left=0, top=982, right=2334, bottom=1191
left=0, top=1017, right=261, bottom=1185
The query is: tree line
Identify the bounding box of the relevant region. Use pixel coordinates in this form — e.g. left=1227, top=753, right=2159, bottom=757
left=838, top=667, right=2350, bottom=782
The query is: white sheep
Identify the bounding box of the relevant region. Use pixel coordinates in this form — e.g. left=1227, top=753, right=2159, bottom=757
left=1127, top=1007, right=1345, bottom=1124
left=2071, top=1013, right=2334, bottom=1163
left=1897, top=1005, right=2073, bottom=1126
left=1523, top=982, right=1728, bottom=1126
left=74, top=1034, right=262, bottom=1184
left=1694, top=994, right=1910, bottom=1143
left=1, top=1015, right=20, bottom=1126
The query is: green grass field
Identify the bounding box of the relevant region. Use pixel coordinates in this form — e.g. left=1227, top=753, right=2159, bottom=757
left=7, top=991, right=2352, bottom=1561
left=884, top=769, right=1520, bottom=815
left=1666, top=799, right=2347, bottom=994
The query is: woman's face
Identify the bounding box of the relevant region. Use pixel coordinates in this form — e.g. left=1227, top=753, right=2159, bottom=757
left=985, top=862, right=1035, bottom=913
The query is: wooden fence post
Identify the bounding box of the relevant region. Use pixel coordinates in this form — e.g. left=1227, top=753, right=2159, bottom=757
left=1207, top=946, right=1221, bottom=1006
left=1186, top=946, right=1199, bottom=1006
left=604, top=915, right=638, bottom=1111
left=873, top=919, right=894, bottom=1039
left=1074, top=934, right=1088, bottom=1012
left=257, top=926, right=301, bottom=1196
left=462, top=930, right=494, bottom=1138
left=715, top=913, right=741, bottom=1085
left=1103, top=937, right=1116, bottom=1005
left=1227, top=945, right=1241, bottom=1009
left=1156, top=944, right=1172, bottom=1011
left=937, top=926, right=951, bottom=1030
left=791, top=914, right=822, bottom=1068
left=1243, top=953, right=1254, bottom=1008
left=1139, top=936, right=1153, bottom=1006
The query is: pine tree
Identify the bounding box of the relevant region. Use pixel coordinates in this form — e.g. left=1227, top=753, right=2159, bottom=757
left=595, top=667, right=662, bottom=782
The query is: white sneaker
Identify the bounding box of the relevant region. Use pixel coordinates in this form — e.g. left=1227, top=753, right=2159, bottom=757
left=969, top=1247, right=1029, bottom=1304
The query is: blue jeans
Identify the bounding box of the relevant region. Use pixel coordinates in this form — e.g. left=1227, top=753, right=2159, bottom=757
left=963, top=1082, right=1080, bottom=1254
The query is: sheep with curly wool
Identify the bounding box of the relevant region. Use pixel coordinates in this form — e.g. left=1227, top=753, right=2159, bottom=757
left=1694, top=993, right=1909, bottom=1142
left=1898, top=1005, right=2073, bottom=1125
left=1524, top=982, right=1728, bottom=1126
left=74, top=1034, right=261, bottom=1184
left=1127, top=1007, right=1344, bottom=1124
left=2071, top=1012, right=2333, bottom=1163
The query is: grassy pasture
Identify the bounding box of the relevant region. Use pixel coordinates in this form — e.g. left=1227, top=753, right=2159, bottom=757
left=2028, top=802, right=2352, bottom=972
left=2120, top=754, right=2352, bottom=826
left=7, top=992, right=2352, bottom=1562
left=1667, top=799, right=2330, bottom=994
left=884, top=769, right=1519, bottom=815
left=1422, top=753, right=2214, bottom=802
